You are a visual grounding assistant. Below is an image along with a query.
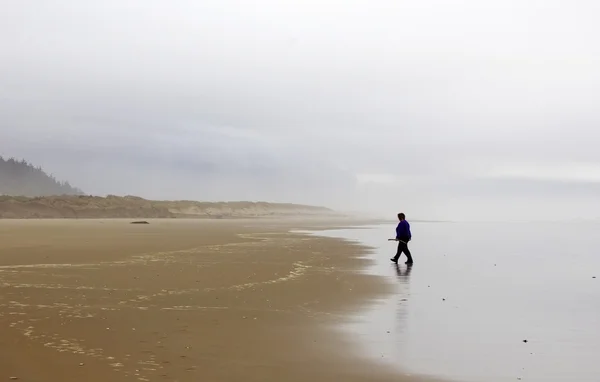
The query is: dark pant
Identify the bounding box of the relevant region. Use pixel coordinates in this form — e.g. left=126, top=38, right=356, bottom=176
left=394, top=240, right=413, bottom=263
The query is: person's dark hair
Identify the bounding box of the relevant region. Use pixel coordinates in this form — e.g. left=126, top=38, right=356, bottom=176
left=398, top=213, right=405, bottom=220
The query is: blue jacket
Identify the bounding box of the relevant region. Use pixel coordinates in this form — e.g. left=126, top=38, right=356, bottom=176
left=396, top=220, right=411, bottom=241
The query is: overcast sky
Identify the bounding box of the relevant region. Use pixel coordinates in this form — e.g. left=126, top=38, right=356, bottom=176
left=1, top=0, right=600, bottom=220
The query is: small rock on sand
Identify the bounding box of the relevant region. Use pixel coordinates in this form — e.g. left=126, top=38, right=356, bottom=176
left=130, top=221, right=150, bottom=224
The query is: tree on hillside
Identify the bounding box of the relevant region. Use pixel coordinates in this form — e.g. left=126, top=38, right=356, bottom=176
left=0, top=156, right=84, bottom=196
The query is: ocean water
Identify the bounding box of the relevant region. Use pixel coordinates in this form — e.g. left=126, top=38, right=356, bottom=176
left=314, top=222, right=600, bottom=382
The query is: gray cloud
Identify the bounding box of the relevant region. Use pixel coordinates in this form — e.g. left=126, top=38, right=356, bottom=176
left=2, top=0, right=600, bottom=219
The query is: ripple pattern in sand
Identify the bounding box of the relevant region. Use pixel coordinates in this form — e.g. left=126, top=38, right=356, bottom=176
left=0, top=232, right=338, bottom=381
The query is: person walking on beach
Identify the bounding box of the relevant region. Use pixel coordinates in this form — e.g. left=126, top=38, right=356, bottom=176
left=391, top=213, right=413, bottom=265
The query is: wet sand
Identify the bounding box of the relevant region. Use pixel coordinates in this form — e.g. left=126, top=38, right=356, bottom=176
left=317, top=223, right=600, bottom=382
left=0, top=219, right=438, bottom=382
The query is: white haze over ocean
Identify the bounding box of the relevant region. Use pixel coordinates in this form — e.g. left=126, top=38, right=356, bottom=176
left=2, top=0, right=600, bottom=221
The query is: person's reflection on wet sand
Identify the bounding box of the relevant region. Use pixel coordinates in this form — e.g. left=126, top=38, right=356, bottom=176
left=392, top=263, right=413, bottom=335
left=394, top=263, right=413, bottom=279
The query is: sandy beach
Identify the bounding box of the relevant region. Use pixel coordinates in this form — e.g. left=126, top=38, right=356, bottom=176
left=0, top=218, right=434, bottom=382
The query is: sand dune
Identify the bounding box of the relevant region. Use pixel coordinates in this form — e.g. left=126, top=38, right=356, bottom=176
left=0, top=195, right=338, bottom=219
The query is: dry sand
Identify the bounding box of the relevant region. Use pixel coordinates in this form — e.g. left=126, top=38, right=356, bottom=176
left=0, top=219, right=437, bottom=382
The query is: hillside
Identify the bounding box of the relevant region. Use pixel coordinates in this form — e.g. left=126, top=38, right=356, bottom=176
left=0, top=157, right=83, bottom=196
left=0, top=195, right=338, bottom=219
left=0, top=156, right=338, bottom=219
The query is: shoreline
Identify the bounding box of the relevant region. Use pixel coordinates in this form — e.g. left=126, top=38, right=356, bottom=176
left=300, top=225, right=453, bottom=382
left=0, top=218, right=440, bottom=381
